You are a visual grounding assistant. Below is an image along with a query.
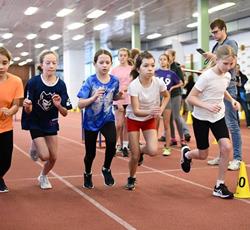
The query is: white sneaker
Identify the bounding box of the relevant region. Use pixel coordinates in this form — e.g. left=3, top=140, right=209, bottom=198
left=162, top=147, right=171, bottom=156
left=228, top=159, right=241, bottom=171
left=38, top=174, right=52, bottom=189
left=207, top=156, right=220, bottom=165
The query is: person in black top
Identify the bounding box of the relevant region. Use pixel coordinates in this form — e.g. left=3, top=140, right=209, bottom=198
left=22, top=50, right=72, bottom=190
left=236, top=64, right=250, bottom=127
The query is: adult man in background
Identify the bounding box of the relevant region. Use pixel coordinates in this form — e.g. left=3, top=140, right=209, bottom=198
left=204, top=18, right=242, bottom=170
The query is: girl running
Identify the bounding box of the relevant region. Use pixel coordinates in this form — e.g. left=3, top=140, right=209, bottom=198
left=125, top=51, right=169, bottom=190
left=22, top=50, right=72, bottom=190
left=0, top=47, right=23, bottom=193
left=77, top=49, right=123, bottom=189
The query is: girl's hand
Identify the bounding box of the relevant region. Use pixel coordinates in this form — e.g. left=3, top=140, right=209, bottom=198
left=150, top=106, right=161, bottom=118
left=52, top=94, right=62, bottom=107
left=0, top=107, right=11, bottom=117
left=232, top=99, right=241, bottom=111
left=94, top=87, right=106, bottom=101
left=206, top=103, right=222, bottom=113
left=23, top=98, right=32, bottom=109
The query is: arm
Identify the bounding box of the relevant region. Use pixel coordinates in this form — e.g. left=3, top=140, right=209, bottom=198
left=160, top=90, right=170, bottom=114
left=113, top=91, right=123, bottom=101
left=203, top=52, right=216, bottom=61
left=78, top=88, right=105, bottom=109
left=187, top=87, right=222, bottom=113
left=169, top=80, right=183, bottom=92
left=0, top=98, right=20, bottom=117
left=224, top=91, right=241, bottom=111
left=52, top=94, right=68, bottom=117
left=130, top=96, right=161, bottom=118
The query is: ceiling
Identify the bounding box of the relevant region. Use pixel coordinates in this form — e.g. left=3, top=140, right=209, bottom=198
left=1, top=0, right=250, bottom=65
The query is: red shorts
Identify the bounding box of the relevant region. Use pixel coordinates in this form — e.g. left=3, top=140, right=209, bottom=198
left=127, top=118, right=156, bottom=132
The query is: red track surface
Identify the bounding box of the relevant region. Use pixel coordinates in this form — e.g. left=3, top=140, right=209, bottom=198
left=1, top=112, right=250, bottom=230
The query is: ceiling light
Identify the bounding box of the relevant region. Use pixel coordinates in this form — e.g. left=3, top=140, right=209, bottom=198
left=116, top=11, right=135, bottom=20
left=34, top=43, right=45, bottom=49
left=20, top=52, right=29, bottom=57
left=192, top=2, right=235, bottom=17
left=2, top=33, right=13, bottom=39
left=0, top=43, right=3, bottom=47
left=40, top=21, right=54, bottom=29
left=24, top=7, right=38, bottom=15
left=67, top=22, right=84, bottom=30
left=49, top=34, right=62, bottom=40
left=10, top=60, right=14, bottom=65
left=87, top=9, right=106, bottom=19
left=56, top=8, right=74, bottom=17
left=72, top=35, right=84, bottom=40
left=26, top=33, right=37, bottom=40
left=209, top=2, right=236, bottom=13
left=93, top=23, right=109, bottom=31
left=16, top=42, right=23, bottom=48
left=13, top=57, right=21, bottom=61
left=18, top=61, right=27, bottom=66
left=26, top=58, right=33, bottom=63
left=146, top=33, right=162, bottom=39
left=187, top=22, right=198, bottom=28
left=50, top=46, right=59, bottom=51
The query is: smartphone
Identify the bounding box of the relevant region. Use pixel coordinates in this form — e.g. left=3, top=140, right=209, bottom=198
left=196, top=48, right=206, bottom=55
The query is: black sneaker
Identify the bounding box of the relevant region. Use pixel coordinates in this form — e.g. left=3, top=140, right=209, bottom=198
left=0, top=178, right=9, bottom=193
left=83, top=173, right=94, bottom=189
left=138, top=153, right=144, bottom=166
left=180, top=146, right=192, bottom=173
left=184, top=133, right=191, bottom=142
left=170, top=140, right=177, bottom=146
left=158, top=136, right=166, bottom=142
left=122, top=147, right=129, bottom=157
left=102, top=168, right=115, bottom=186
left=213, top=184, right=234, bottom=199
left=125, top=177, right=136, bottom=190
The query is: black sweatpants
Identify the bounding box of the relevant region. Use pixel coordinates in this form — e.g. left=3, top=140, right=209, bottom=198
left=0, top=130, right=13, bottom=178
left=84, top=122, right=116, bottom=174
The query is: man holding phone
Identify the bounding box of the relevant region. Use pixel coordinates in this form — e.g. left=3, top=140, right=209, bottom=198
left=204, top=19, right=242, bottom=171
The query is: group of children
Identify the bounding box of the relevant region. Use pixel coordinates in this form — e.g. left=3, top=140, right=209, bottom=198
left=0, top=44, right=239, bottom=199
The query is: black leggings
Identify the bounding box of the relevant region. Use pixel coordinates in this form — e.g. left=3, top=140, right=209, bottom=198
left=84, top=122, right=116, bottom=174
left=0, top=130, right=13, bottom=178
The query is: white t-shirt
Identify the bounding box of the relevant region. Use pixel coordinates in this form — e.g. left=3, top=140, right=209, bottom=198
left=126, top=76, right=166, bottom=121
left=192, top=68, right=231, bottom=123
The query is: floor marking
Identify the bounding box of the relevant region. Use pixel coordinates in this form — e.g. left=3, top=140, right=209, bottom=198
left=58, top=135, right=250, bottom=205
left=14, top=144, right=137, bottom=230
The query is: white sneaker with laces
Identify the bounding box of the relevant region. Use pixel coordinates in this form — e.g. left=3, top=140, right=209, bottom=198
left=228, top=159, right=241, bottom=171
left=162, top=147, right=171, bottom=156
left=38, top=174, right=52, bottom=189
left=207, top=156, right=220, bottom=165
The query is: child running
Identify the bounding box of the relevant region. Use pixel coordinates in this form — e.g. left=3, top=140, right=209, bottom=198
left=155, top=54, right=183, bottom=156
left=0, top=47, right=24, bottom=193
left=77, top=49, right=123, bottom=189
left=111, top=48, right=132, bottom=157
left=22, top=50, right=72, bottom=190
left=181, top=45, right=240, bottom=199
left=125, top=51, right=170, bottom=190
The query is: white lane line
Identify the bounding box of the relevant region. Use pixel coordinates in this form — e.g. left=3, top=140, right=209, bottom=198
left=14, top=144, right=137, bottom=230
left=58, top=135, right=250, bottom=205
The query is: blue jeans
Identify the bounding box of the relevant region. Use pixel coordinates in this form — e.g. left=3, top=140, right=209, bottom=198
left=224, top=86, right=242, bottom=161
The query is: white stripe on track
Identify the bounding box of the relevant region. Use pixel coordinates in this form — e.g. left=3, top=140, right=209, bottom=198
left=58, top=135, right=250, bottom=205
left=14, top=144, right=137, bottom=230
